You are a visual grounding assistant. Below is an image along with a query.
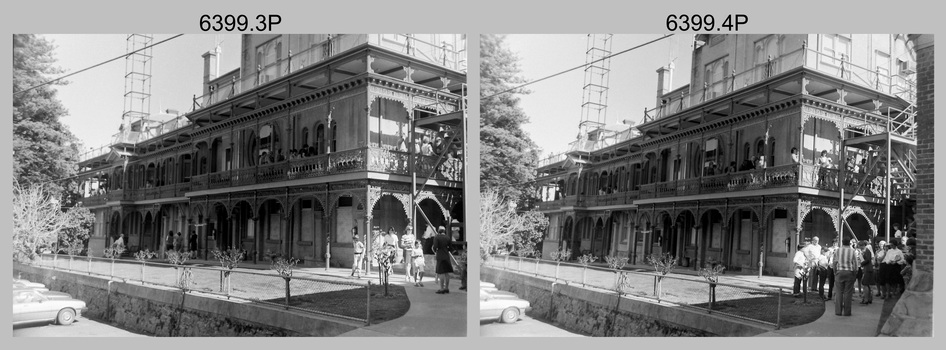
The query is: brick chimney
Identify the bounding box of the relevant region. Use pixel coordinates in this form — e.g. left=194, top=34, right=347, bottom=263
left=202, top=47, right=219, bottom=96
left=656, top=62, right=674, bottom=106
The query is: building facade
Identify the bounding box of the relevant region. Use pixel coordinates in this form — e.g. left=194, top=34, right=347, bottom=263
left=534, top=34, right=917, bottom=277
left=76, top=34, right=467, bottom=266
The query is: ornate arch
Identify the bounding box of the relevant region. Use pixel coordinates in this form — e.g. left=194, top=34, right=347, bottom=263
left=842, top=206, right=878, bottom=236
left=415, top=191, right=450, bottom=221
left=255, top=197, right=287, bottom=216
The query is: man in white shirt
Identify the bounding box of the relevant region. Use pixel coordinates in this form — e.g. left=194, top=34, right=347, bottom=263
left=893, top=223, right=903, bottom=239
left=803, top=236, right=823, bottom=292
left=792, top=243, right=808, bottom=297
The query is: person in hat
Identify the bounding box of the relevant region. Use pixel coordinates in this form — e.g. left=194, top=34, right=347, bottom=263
left=432, top=226, right=453, bottom=294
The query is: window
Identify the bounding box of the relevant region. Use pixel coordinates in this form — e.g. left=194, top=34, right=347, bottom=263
left=315, top=124, right=325, bottom=155
left=704, top=57, right=729, bottom=99
left=330, top=120, right=338, bottom=152
left=703, top=138, right=719, bottom=176
left=301, top=127, right=309, bottom=148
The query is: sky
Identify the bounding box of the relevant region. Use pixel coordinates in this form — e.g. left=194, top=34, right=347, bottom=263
left=41, top=34, right=242, bottom=153
left=504, top=34, right=695, bottom=159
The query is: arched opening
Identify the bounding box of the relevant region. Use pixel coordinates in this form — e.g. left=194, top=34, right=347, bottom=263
left=592, top=218, right=606, bottom=258
left=371, top=195, right=409, bottom=243
left=676, top=210, right=696, bottom=266
left=655, top=212, right=673, bottom=256
left=315, top=124, right=325, bottom=156
left=212, top=203, right=232, bottom=251
left=574, top=217, right=594, bottom=257
left=228, top=201, right=253, bottom=252
left=659, top=149, right=672, bottom=181
left=416, top=198, right=446, bottom=254
left=699, top=209, right=724, bottom=269
left=330, top=120, right=338, bottom=153
left=598, top=171, right=609, bottom=194
left=842, top=212, right=873, bottom=242
left=704, top=138, right=720, bottom=176
left=450, top=201, right=464, bottom=242
left=141, top=212, right=155, bottom=253
left=561, top=216, right=575, bottom=254
left=637, top=213, right=652, bottom=260
left=245, top=131, right=257, bottom=166
left=801, top=209, right=835, bottom=245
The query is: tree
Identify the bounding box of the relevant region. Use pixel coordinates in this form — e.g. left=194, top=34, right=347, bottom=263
left=480, top=189, right=549, bottom=263
left=479, top=34, right=539, bottom=203
left=12, top=182, right=81, bottom=263
left=13, top=34, right=80, bottom=196
left=58, top=206, right=94, bottom=255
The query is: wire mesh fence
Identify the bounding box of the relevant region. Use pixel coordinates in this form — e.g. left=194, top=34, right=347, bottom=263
left=487, top=254, right=785, bottom=328
left=32, top=254, right=371, bottom=324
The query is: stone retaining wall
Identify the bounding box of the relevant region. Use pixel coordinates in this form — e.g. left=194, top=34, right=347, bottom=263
left=15, top=263, right=359, bottom=336
left=482, top=266, right=770, bottom=337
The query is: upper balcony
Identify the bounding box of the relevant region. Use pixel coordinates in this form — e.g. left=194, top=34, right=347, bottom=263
left=644, top=46, right=916, bottom=124
left=193, top=34, right=466, bottom=114
left=78, top=114, right=192, bottom=165
left=535, top=163, right=890, bottom=212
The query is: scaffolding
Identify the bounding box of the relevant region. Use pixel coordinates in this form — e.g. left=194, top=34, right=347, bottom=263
left=121, top=34, right=154, bottom=137
left=578, top=34, right=613, bottom=139
left=837, top=104, right=917, bottom=245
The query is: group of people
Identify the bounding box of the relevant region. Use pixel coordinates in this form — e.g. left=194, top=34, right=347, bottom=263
left=351, top=224, right=464, bottom=294
left=164, top=231, right=199, bottom=255
left=792, top=228, right=916, bottom=317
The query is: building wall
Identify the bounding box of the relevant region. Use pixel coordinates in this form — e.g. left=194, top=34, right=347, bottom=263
left=913, top=36, right=933, bottom=273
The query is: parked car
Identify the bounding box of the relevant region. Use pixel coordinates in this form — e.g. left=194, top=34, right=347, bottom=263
left=13, top=279, right=48, bottom=292
left=12, top=289, right=87, bottom=326
left=13, top=278, right=45, bottom=289
left=480, top=283, right=531, bottom=324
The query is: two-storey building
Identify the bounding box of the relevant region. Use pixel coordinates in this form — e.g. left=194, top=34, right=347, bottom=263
left=534, top=34, right=917, bottom=276
left=76, top=34, right=467, bottom=266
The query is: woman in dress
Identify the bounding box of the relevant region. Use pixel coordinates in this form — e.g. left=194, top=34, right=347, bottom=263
left=858, top=241, right=875, bottom=304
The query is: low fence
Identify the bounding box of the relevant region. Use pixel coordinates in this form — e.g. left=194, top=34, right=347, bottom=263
left=487, top=254, right=786, bottom=328
left=34, top=254, right=371, bottom=325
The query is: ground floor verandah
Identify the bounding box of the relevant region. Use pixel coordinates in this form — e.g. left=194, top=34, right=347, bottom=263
left=86, top=179, right=463, bottom=267
left=540, top=194, right=899, bottom=277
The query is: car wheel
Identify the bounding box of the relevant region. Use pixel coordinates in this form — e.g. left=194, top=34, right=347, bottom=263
left=500, top=307, right=520, bottom=323
left=56, top=308, right=76, bottom=325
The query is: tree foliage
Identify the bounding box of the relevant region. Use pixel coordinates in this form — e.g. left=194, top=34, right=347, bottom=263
left=13, top=182, right=84, bottom=263
left=13, top=34, right=80, bottom=196
left=58, top=206, right=94, bottom=255
left=479, top=189, right=549, bottom=263
left=479, top=34, right=539, bottom=202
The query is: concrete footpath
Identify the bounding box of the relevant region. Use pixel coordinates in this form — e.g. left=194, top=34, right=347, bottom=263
left=756, top=294, right=888, bottom=337
left=184, top=258, right=467, bottom=337
left=597, top=262, right=888, bottom=336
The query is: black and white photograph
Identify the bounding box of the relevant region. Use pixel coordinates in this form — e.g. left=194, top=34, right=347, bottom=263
left=13, top=33, right=469, bottom=337
left=478, top=33, right=932, bottom=337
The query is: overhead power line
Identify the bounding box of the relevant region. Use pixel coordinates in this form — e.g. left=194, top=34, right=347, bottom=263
left=482, top=34, right=674, bottom=101
left=13, top=34, right=185, bottom=96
